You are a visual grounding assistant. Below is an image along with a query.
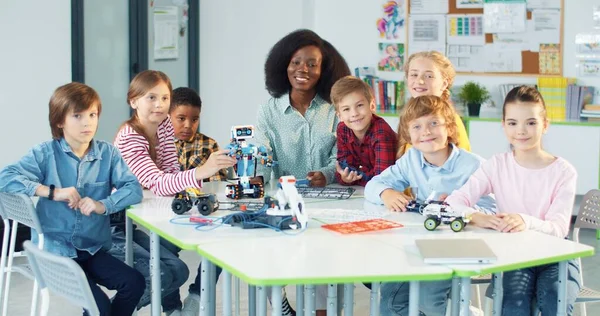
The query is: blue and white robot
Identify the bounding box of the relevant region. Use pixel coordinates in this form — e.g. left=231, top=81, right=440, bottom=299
left=225, top=125, right=276, bottom=199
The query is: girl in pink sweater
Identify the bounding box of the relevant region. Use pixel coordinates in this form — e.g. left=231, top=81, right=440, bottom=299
left=446, top=86, right=580, bottom=316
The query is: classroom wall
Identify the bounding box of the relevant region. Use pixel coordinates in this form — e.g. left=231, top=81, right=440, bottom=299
left=315, top=0, right=600, bottom=113
left=198, top=0, right=312, bottom=146
left=0, top=0, right=71, bottom=168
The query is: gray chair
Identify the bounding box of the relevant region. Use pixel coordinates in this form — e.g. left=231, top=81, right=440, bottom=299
left=0, top=192, right=44, bottom=316
left=23, top=241, right=99, bottom=316
left=571, top=189, right=600, bottom=316
left=530, top=189, right=600, bottom=316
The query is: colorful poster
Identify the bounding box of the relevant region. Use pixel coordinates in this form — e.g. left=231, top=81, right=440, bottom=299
left=376, top=0, right=406, bottom=40
left=580, top=60, right=600, bottom=77
left=539, top=44, right=561, bottom=75
left=378, top=43, right=405, bottom=72
left=447, top=14, right=485, bottom=45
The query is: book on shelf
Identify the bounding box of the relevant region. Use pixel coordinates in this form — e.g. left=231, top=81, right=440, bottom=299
left=354, top=67, right=406, bottom=113
left=566, top=84, right=596, bottom=120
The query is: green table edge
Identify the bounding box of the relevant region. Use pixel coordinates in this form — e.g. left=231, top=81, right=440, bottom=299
left=195, top=246, right=453, bottom=286
left=451, top=248, right=595, bottom=277
left=126, top=210, right=198, bottom=251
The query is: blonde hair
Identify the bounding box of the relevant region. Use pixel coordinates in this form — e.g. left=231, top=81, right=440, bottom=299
left=120, top=70, right=172, bottom=161
left=49, top=83, right=101, bottom=139
left=397, top=95, right=459, bottom=155
left=330, top=75, right=375, bottom=110
left=404, top=51, right=456, bottom=102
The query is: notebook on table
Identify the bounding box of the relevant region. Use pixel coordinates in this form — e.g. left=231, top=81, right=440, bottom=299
left=415, top=239, right=497, bottom=264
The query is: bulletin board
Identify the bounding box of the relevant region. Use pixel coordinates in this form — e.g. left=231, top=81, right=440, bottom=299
left=406, top=0, right=564, bottom=76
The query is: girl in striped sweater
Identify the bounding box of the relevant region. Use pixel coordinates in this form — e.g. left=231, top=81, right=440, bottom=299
left=110, top=70, right=236, bottom=315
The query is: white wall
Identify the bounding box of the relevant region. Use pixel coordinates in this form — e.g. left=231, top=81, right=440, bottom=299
left=0, top=0, right=71, bottom=167
left=84, top=0, right=130, bottom=142
left=199, top=0, right=311, bottom=146
left=314, top=0, right=600, bottom=114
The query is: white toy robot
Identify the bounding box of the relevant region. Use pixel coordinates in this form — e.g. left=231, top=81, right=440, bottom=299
left=266, top=176, right=308, bottom=230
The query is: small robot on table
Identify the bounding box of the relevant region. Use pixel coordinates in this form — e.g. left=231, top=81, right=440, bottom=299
left=407, top=192, right=471, bottom=232
left=225, top=125, right=276, bottom=200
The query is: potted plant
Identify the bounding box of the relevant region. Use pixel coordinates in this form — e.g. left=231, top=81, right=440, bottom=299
left=458, top=81, right=490, bottom=117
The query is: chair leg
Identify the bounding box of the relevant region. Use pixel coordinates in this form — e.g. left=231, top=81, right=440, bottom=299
left=39, top=288, right=50, bottom=316
left=2, top=221, right=18, bottom=316
left=581, top=302, right=587, bottom=316
left=29, top=280, right=39, bottom=316
left=0, top=220, right=10, bottom=307
left=484, top=297, right=493, bottom=316
left=475, top=284, right=482, bottom=310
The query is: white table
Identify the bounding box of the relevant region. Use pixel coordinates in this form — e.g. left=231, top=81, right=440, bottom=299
left=126, top=182, right=595, bottom=316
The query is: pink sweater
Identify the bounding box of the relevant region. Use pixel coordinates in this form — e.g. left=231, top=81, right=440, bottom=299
left=114, top=117, right=201, bottom=196
left=446, top=152, right=577, bottom=238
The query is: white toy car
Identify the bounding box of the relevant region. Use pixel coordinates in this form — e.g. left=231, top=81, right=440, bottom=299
left=418, top=200, right=470, bottom=232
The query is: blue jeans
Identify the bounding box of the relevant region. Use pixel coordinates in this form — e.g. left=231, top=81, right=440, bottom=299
left=75, top=249, right=145, bottom=316
left=380, top=280, right=451, bottom=316
left=109, top=228, right=190, bottom=312
left=501, top=260, right=581, bottom=316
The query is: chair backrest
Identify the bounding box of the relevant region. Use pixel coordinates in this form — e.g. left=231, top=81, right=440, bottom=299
left=23, top=241, right=99, bottom=316
left=574, top=190, right=600, bottom=230
left=0, top=193, right=43, bottom=233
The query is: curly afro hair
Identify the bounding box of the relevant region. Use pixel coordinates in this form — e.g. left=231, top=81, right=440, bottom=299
left=264, top=29, right=350, bottom=104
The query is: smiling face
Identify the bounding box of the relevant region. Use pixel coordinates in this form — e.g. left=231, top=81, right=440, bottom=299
left=407, top=114, right=449, bottom=155
left=130, top=81, right=171, bottom=127
left=406, top=57, right=448, bottom=98
left=337, top=91, right=376, bottom=137
left=59, top=103, right=99, bottom=148
left=287, top=45, right=322, bottom=94
left=502, top=101, right=548, bottom=152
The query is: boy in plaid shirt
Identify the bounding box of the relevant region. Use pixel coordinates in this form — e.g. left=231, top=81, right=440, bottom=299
left=170, top=87, right=228, bottom=181
left=331, top=76, right=397, bottom=186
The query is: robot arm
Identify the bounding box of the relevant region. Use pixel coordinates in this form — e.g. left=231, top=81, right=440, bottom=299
left=278, top=176, right=307, bottom=230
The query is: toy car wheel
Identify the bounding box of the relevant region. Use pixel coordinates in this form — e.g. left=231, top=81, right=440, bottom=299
left=171, top=199, right=191, bottom=215
left=424, top=217, right=439, bottom=231
left=197, top=200, right=215, bottom=216
left=450, top=218, right=465, bottom=232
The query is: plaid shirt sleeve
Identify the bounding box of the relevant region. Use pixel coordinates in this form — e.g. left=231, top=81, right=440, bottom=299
left=176, top=133, right=228, bottom=182
left=335, top=123, right=354, bottom=185
left=363, top=117, right=397, bottom=182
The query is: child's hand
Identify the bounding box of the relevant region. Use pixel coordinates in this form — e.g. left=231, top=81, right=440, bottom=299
left=336, top=162, right=363, bottom=184
left=380, top=189, right=411, bottom=212
left=307, top=171, right=326, bottom=187
left=496, top=213, right=525, bottom=233
left=470, top=213, right=505, bottom=230
left=195, top=149, right=237, bottom=180
left=78, top=198, right=106, bottom=216
left=54, top=187, right=81, bottom=209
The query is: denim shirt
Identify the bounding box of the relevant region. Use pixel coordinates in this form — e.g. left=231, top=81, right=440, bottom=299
left=365, top=144, right=496, bottom=214
left=0, top=138, right=143, bottom=258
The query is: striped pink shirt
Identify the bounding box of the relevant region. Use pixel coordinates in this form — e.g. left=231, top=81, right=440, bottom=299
left=114, top=117, right=201, bottom=196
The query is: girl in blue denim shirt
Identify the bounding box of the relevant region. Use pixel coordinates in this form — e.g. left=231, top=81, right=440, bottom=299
left=0, top=82, right=145, bottom=316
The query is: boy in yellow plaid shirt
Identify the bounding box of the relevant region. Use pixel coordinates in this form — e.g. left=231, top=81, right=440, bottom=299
left=170, top=87, right=228, bottom=182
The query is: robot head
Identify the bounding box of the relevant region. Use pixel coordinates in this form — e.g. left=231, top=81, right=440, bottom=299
left=231, top=125, right=255, bottom=141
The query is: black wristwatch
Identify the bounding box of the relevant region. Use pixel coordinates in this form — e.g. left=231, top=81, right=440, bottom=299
left=48, top=185, right=55, bottom=200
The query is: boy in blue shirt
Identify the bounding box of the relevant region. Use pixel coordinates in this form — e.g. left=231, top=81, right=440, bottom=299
left=0, top=83, right=145, bottom=316
left=365, top=95, right=495, bottom=316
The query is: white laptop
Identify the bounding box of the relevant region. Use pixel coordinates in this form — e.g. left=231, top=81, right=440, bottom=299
left=415, top=239, right=497, bottom=264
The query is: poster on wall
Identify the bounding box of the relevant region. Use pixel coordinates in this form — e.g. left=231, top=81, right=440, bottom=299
left=483, top=1, right=526, bottom=33
left=408, top=14, right=446, bottom=55
left=539, top=44, right=561, bottom=75
left=153, top=6, right=179, bottom=60
left=446, top=14, right=485, bottom=45
left=456, top=0, right=483, bottom=9
left=376, top=0, right=406, bottom=40
left=378, top=43, right=405, bottom=72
